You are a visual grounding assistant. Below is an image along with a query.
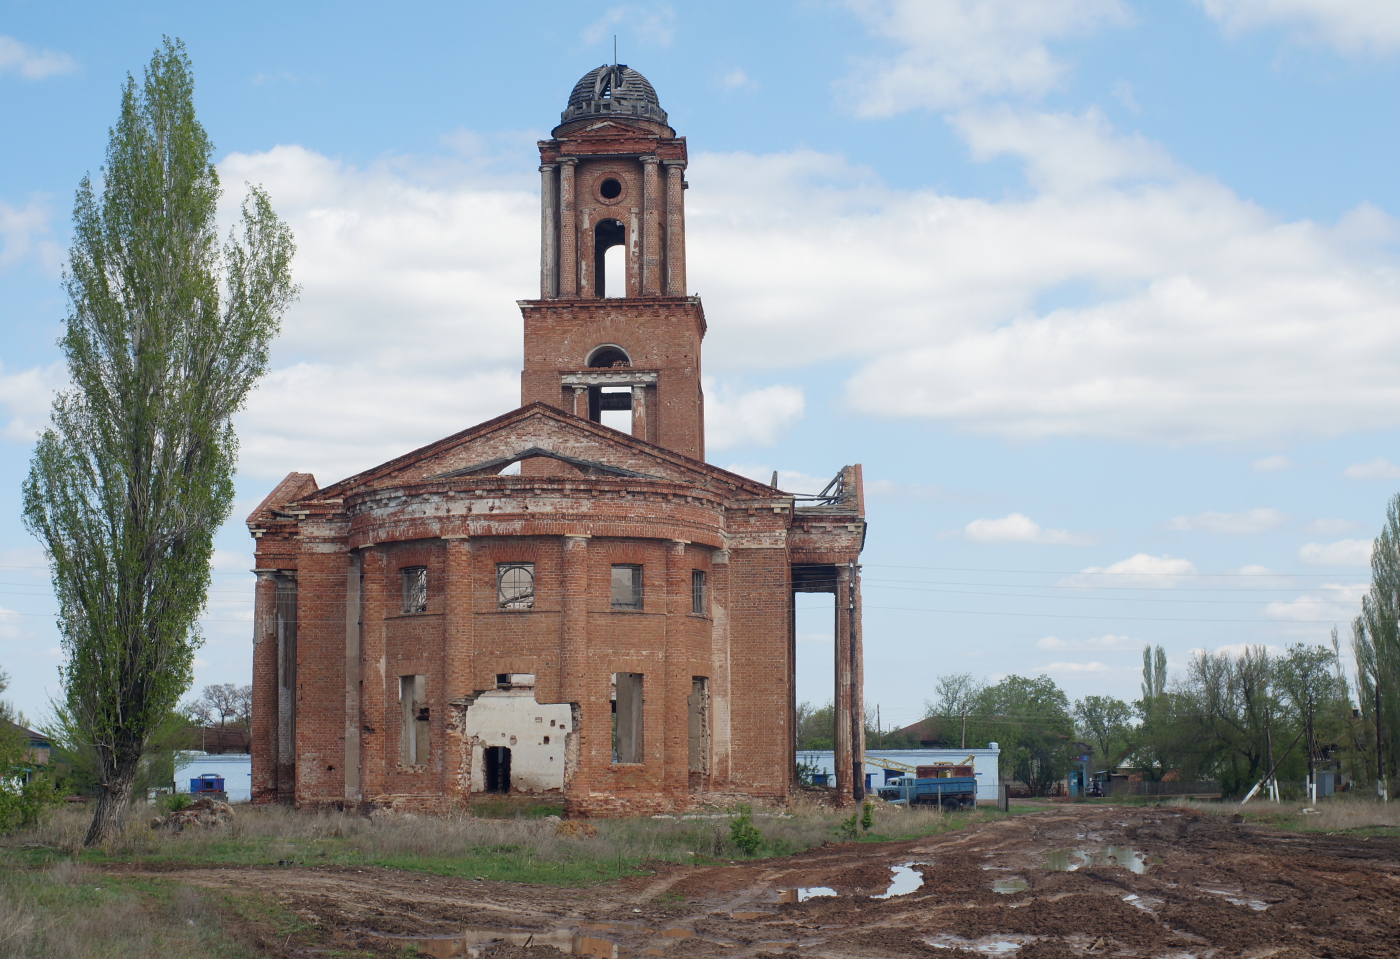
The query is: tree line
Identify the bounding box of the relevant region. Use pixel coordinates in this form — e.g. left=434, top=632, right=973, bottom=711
left=798, top=496, right=1400, bottom=798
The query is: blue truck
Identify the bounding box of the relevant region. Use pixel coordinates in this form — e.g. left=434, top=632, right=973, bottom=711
left=876, top=775, right=978, bottom=809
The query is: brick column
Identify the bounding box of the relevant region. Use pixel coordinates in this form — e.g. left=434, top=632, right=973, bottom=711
left=665, top=540, right=690, bottom=801
left=849, top=561, right=865, bottom=802
left=833, top=565, right=853, bottom=807
left=359, top=548, right=388, bottom=799
left=343, top=554, right=362, bottom=803
left=558, top=158, right=578, bottom=297
left=442, top=536, right=472, bottom=802
left=708, top=550, right=731, bottom=787
left=251, top=570, right=279, bottom=803
left=641, top=156, right=661, bottom=295
left=560, top=535, right=590, bottom=704
left=631, top=383, right=647, bottom=439
left=539, top=163, right=558, bottom=298
left=572, top=386, right=589, bottom=420
left=663, top=161, right=686, bottom=295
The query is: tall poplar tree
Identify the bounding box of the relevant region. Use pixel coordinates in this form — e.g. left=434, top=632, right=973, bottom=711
left=22, top=38, right=296, bottom=845
left=1353, top=494, right=1400, bottom=796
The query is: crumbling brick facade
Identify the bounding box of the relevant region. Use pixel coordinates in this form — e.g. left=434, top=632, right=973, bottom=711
left=248, top=65, right=866, bottom=816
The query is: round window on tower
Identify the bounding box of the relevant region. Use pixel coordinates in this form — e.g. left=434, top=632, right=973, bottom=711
left=599, top=177, right=623, bottom=200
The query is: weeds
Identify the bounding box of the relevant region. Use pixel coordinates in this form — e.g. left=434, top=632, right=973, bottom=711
left=1188, top=796, right=1400, bottom=836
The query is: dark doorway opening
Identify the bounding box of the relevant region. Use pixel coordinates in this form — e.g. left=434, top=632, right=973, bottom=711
left=484, top=746, right=512, bottom=794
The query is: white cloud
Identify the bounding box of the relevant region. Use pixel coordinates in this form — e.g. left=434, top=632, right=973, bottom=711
left=218, top=145, right=536, bottom=481
left=0, top=35, right=76, bottom=80
left=0, top=361, right=65, bottom=442
left=789, top=108, right=1400, bottom=443
left=1036, top=634, right=1139, bottom=651
left=1298, top=538, right=1372, bottom=566
left=721, top=68, right=755, bottom=90
left=1060, top=553, right=1199, bottom=588
left=1252, top=455, right=1292, bottom=471
left=704, top=381, right=805, bottom=449
left=1264, top=582, right=1368, bottom=621
left=1305, top=518, right=1361, bottom=535
left=963, top=512, right=1091, bottom=545
left=1166, top=508, right=1286, bottom=535
left=1110, top=79, right=1141, bottom=113
left=0, top=196, right=62, bottom=273
left=1198, top=0, right=1400, bottom=55
left=581, top=5, right=676, bottom=48
left=1343, top=457, right=1400, bottom=479
left=842, top=0, right=1130, bottom=114
left=1033, top=660, right=1117, bottom=673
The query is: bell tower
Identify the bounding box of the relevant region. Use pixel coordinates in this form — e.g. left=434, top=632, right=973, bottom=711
left=520, top=64, right=706, bottom=460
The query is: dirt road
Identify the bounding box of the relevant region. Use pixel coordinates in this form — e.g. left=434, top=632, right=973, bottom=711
left=120, top=804, right=1400, bottom=958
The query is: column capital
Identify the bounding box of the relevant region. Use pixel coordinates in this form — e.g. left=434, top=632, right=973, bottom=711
left=539, top=162, right=558, bottom=172
left=558, top=156, right=579, bottom=166
left=640, top=154, right=660, bottom=165
left=564, top=533, right=592, bottom=541
left=662, top=158, right=686, bottom=168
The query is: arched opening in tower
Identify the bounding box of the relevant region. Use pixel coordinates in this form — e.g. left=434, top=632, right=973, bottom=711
left=594, top=219, right=626, bottom=297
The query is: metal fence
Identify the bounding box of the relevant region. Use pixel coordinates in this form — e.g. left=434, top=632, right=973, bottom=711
left=1104, top=780, right=1221, bottom=798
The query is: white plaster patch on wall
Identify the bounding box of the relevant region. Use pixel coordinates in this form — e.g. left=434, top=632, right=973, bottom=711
left=462, top=687, right=572, bottom=794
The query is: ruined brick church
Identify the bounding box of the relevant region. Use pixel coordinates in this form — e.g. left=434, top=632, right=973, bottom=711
left=247, top=65, right=866, bottom=816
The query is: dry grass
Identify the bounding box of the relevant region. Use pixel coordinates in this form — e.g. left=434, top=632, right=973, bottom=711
left=0, top=858, right=254, bottom=959
left=1181, top=795, right=1400, bottom=834
left=8, top=796, right=998, bottom=885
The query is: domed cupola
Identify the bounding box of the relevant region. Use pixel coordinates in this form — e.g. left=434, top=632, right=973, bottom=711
left=561, top=64, right=668, bottom=125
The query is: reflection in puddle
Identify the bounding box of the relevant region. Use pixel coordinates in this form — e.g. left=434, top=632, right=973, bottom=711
left=873, top=863, right=927, bottom=899
left=1200, top=886, right=1269, bottom=911
left=1043, top=850, right=1091, bottom=871
left=927, top=934, right=1032, bottom=954
left=381, top=921, right=693, bottom=958
left=777, top=886, right=838, bottom=903
left=1103, top=846, right=1160, bottom=874
left=991, top=878, right=1029, bottom=895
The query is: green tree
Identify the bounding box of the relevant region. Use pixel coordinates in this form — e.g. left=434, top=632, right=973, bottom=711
left=22, top=39, right=295, bottom=845
left=969, top=675, right=1075, bottom=796
left=1353, top=493, right=1400, bottom=796
left=1073, top=695, right=1134, bottom=770
left=796, top=701, right=835, bottom=750
left=925, top=672, right=986, bottom=749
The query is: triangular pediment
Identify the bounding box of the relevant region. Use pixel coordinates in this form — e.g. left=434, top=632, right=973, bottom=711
left=307, top=403, right=775, bottom=501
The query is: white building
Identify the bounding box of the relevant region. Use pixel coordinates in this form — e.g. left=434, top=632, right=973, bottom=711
left=174, top=752, right=252, bottom=803
left=798, top=746, right=1002, bottom=803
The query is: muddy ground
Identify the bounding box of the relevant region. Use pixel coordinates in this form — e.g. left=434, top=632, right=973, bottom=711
left=112, top=804, right=1400, bottom=958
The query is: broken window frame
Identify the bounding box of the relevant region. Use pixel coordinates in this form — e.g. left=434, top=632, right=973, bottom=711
left=400, top=566, right=427, bottom=614
left=612, top=671, right=644, bottom=764
left=399, top=674, right=429, bottom=766
left=610, top=564, right=643, bottom=610
left=691, top=569, right=707, bottom=616
left=496, top=562, right=535, bottom=609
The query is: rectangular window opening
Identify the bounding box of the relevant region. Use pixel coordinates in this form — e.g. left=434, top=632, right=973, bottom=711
left=611, top=564, right=642, bottom=610
left=497, top=562, right=535, bottom=609
left=691, top=569, right=707, bottom=615
left=399, top=674, right=429, bottom=765
left=401, top=566, right=427, bottom=614
left=612, top=671, right=644, bottom=763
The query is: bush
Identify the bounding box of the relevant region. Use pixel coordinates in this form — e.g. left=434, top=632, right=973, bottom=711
left=728, top=805, right=763, bottom=856
left=0, top=725, right=61, bottom=834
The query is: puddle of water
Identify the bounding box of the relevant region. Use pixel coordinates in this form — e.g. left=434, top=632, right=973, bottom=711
left=777, top=886, right=838, bottom=903
left=1102, top=846, right=1159, bottom=874
left=991, top=878, right=1029, bottom=895
left=1200, top=886, right=1268, bottom=911
left=926, top=934, right=1031, bottom=954
left=872, top=863, right=927, bottom=899
left=1043, top=850, right=1091, bottom=871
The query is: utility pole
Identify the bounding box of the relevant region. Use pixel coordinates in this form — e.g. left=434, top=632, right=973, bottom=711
left=961, top=703, right=968, bottom=750
left=1264, top=705, right=1278, bottom=803
left=1306, top=691, right=1316, bottom=805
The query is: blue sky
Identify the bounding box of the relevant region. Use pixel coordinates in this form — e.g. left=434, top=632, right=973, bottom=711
left=3, top=0, right=1400, bottom=730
